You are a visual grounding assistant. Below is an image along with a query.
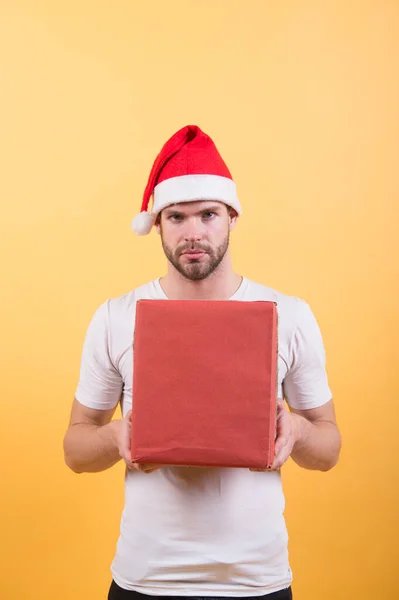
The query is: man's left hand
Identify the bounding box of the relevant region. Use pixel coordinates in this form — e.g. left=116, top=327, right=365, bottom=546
left=251, top=399, right=300, bottom=472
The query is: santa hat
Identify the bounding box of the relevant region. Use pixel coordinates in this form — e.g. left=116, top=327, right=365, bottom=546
left=131, top=125, right=242, bottom=235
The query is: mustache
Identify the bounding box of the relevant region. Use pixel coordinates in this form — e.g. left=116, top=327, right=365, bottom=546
left=177, top=243, right=211, bottom=256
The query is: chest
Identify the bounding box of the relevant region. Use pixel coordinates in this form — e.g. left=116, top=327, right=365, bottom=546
left=116, top=336, right=290, bottom=415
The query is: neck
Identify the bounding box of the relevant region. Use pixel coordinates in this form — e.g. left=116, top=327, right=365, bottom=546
left=159, top=252, right=242, bottom=300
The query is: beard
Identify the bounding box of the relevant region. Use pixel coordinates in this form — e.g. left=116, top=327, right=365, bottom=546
left=161, top=231, right=230, bottom=281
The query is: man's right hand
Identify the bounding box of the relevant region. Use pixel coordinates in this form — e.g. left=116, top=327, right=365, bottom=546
left=118, top=409, right=161, bottom=474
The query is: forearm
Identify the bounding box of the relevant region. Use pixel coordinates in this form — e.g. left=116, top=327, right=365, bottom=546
left=291, top=414, right=341, bottom=471
left=63, top=420, right=122, bottom=474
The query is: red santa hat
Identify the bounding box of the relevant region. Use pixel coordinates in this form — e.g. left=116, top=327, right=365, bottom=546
left=132, top=125, right=242, bottom=235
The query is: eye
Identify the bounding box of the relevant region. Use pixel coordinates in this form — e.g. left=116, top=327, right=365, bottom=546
left=168, top=214, right=183, bottom=222
left=202, top=211, right=216, bottom=220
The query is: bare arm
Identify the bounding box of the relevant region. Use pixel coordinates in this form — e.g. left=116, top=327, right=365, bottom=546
left=63, top=399, right=161, bottom=474
left=271, top=399, right=341, bottom=472
left=63, top=398, right=123, bottom=473
left=290, top=399, right=341, bottom=471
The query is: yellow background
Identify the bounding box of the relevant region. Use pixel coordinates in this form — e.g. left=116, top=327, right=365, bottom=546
left=1, top=1, right=398, bottom=598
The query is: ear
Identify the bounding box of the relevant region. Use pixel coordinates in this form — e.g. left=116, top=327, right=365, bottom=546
left=228, top=208, right=238, bottom=231
left=155, top=213, right=162, bottom=235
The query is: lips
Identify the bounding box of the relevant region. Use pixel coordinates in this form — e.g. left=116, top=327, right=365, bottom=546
left=182, top=251, right=206, bottom=259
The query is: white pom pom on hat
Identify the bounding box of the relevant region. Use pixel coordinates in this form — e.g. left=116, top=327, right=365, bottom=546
left=131, top=125, right=242, bottom=236
left=131, top=210, right=155, bottom=236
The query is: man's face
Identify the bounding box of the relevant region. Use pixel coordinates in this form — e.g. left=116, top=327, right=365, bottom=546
left=157, top=201, right=237, bottom=281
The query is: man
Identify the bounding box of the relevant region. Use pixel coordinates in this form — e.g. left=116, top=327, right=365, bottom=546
left=63, top=125, right=341, bottom=600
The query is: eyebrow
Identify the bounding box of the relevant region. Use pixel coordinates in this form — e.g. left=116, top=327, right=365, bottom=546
left=164, top=205, right=222, bottom=217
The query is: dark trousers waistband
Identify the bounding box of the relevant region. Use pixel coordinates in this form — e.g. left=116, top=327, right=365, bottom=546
left=108, top=581, right=292, bottom=600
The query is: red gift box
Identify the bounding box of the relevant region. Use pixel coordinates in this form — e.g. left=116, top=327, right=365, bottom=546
left=131, top=299, right=278, bottom=468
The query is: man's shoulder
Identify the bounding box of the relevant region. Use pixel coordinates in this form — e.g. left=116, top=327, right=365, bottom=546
left=243, top=278, right=314, bottom=333
left=244, top=278, right=323, bottom=344
left=106, top=278, right=161, bottom=312
left=243, top=278, right=304, bottom=309
left=88, top=279, right=160, bottom=327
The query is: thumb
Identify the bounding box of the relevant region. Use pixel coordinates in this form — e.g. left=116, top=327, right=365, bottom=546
left=120, top=411, right=133, bottom=462
left=276, top=398, right=285, bottom=417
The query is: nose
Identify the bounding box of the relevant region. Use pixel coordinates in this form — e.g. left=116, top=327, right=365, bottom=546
left=184, top=231, right=201, bottom=242
left=183, top=217, right=203, bottom=242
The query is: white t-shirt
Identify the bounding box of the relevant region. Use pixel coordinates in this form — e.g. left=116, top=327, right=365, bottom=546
left=75, top=277, right=332, bottom=597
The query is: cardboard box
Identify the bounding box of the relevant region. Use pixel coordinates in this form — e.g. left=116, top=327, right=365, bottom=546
left=131, top=299, right=278, bottom=468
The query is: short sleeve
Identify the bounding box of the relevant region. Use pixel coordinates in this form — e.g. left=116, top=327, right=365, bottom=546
left=75, top=301, right=123, bottom=410
left=283, top=300, right=332, bottom=410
